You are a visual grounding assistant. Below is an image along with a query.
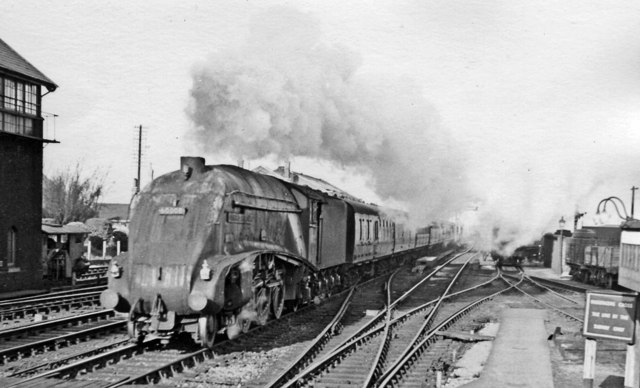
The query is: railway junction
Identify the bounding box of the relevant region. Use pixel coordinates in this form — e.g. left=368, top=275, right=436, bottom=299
left=0, top=250, right=635, bottom=388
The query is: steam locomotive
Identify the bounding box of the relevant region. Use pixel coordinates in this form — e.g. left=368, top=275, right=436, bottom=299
left=100, top=157, right=459, bottom=348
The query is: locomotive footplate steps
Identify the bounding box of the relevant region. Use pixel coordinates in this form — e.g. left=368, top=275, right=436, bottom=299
left=460, top=309, right=553, bottom=388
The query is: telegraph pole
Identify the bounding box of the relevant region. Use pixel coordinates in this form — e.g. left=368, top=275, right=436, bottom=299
left=136, top=124, right=142, bottom=194
left=632, top=186, right=638, bottom=219
left=132, top=124, right=146, bottom=196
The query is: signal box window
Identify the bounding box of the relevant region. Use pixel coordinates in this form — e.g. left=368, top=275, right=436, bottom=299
left=0, top=77, right=40, bottom=136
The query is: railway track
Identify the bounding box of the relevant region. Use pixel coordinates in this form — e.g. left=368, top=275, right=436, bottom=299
left=0, top=309, right=125, bottom=369
left=374, top=268, right=519, bottom=387
left=501, top=272, right=585, bottom=322
left=526, top=274, right=600, bottom=293
left=255, top=248, right=509, bottom=388
left=0, top=250, right=464, bottom=387
left=0, top=286, right=106, bottom=323
left=3, top=284, right=360, bottom=388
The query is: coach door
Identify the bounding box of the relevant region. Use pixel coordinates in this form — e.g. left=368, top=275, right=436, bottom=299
left=308, top=200, right=321, bottom=265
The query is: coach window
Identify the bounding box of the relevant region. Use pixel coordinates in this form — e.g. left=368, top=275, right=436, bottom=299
left=359, top=219, right=363, bottom=242
left=366, top=220, right=371, bottom=241
left=7, top=227, right=17, bottom=267
left=374, top=221, right=379, bottom=241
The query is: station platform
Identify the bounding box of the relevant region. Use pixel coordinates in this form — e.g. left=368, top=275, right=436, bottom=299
left=523, top=266, right=564, bottom=280
left=460, top=309, right=554, bottom=388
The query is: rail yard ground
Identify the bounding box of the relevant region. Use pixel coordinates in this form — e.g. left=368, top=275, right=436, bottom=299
left=0, top=253, right=631, bottom=388
left=444, top=258, right=628, bottom=388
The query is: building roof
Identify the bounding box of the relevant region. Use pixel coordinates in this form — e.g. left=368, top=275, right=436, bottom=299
left=98, top=203, right=130, bottom=221
left=622, top=219, right=640, bottom=231
left=0, top=38, right=57, bottom=91
left=42, top=222, right=91, bottom=235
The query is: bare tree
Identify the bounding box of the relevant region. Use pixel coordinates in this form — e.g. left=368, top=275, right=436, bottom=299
left=43, top=165, right=106, bottom=224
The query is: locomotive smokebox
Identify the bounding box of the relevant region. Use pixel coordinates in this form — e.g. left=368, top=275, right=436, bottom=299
left=180, top=156, right=206, bottom=177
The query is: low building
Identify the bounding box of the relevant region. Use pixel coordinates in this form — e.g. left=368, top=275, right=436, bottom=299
left=0, top=38, right=57, bottom=292
left=97, top=203, right=130, bottom=228
left=42, top=221, right=90, bottom=280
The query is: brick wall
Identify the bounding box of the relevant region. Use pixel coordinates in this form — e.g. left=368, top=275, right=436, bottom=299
left=0, top=134, right=44, bottom=291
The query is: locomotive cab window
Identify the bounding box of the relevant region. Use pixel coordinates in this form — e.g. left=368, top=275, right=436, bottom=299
left=310, top=200, right=319, bottom=225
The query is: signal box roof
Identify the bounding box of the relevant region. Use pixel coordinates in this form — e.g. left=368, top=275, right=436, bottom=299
left=0, top=38, right=57, bottom=91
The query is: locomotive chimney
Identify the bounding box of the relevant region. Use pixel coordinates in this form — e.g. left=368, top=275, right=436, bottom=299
left=284, top=161, right=291, bottom=179
left=180, top=156, right=206, bottom=176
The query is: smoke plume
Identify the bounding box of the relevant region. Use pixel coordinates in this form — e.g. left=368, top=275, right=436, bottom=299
left=186, top=7, right=469, bottom=224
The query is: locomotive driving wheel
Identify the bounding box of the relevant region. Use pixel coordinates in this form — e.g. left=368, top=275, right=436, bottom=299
left=271, top=283, right=285, bottom=319
left=198, top=314, right=217, bottom=349
left=255, top=287, right=271, bottom=325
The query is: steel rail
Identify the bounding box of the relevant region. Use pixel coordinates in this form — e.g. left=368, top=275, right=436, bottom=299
left=0, top=290, right=101, bottom=308
left=6, top=337, right=160, bottom=387
left=0, top=309, right=115, bottom=341
left=0, top=286, right=106, bottom=307
left=0, top=286, right=107, bottom=307
left=327, top=271, right=501, bottom=361
left=16, top=253, right=450, bottom=388
left=362, top=271, right=398, bottom=387
left=108, top=272, right=381, bottom=388
left=377, top=271, right=522, bottom=387
left=6, top=338, right=130, bottom=378
left=500, top=274, right=584, bottom=322
left=374, top=251, right=478, bottom=385
left=274, top=249, right=478, bottom=387
left=527, top=275, right=592, bottom=293
left=106, top=279, right=360, bottom=388
left=0, top=291, right=104, bottom=321
left=262, top=286, right=357, bottom=388
left=503, top=272, right=581, bottom=304
left=106, top=345, right=213, bottom=387
left=0, top=319, right=125, bottom=364
left=319, top=248, right=471, bottom=357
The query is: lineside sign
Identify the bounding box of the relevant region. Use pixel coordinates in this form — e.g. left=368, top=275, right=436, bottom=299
left=583, top=291, right=638, bottom=343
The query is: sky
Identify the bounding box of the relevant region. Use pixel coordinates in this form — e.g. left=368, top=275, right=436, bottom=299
left=2, top=1, right=640, bottom=253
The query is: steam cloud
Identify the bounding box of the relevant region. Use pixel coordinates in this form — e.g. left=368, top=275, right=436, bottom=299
left=186, top=7, right=469, bottom=224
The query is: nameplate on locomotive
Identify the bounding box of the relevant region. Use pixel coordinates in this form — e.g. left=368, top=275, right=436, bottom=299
left=159, top=206, right=187, bottom=215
